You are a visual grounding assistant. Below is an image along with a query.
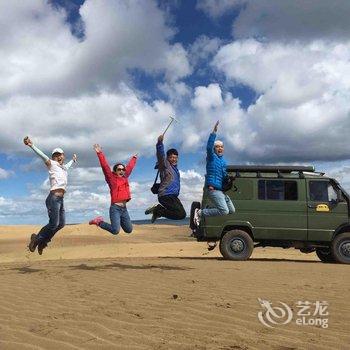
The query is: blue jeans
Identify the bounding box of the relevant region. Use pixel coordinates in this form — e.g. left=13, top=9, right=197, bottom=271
left=37, top=193, right=65, bottom=243
left=202, top=189, right=235, bottom=217
left=99, top=204, right=133, bottom=235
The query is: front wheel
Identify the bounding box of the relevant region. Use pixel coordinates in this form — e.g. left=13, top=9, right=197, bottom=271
left=220, top=230, right=254, bottom=261
left=331, top=232, right=350, bottom=264
left=315, top=248, right=335, bottom=263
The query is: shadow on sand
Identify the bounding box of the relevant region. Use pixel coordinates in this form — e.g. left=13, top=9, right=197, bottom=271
left=158, top=256, right=321, bottom=264
left=69, top=262, right=192, bottom=271
left=9, top=266, right=43, bottom=274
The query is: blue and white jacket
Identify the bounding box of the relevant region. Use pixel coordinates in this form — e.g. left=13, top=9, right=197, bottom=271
left=205, top=132, right=227, bottom=191
left=156, top=141, right=180, bottom=197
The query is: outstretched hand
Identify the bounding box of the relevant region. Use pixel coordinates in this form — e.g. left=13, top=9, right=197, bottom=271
left=93, top=144, right=102, bottom=153
left=23, top=136, right=33, bottom=147
left=73, top=154, right=78, bottom=162
left=158, top=134, right=164, bottom=143
left=132, top=153, right=138, bottom=158
left=213, top=121, right=219, bottom=133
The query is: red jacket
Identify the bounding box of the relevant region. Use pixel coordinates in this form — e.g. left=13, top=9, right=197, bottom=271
left=97, top=151, right=137, bottom=204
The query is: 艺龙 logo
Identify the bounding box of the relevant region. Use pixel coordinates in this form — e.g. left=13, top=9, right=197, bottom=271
left=257, top=299, right=329, bottom=329
left=257, top=298, right=293, bottom=328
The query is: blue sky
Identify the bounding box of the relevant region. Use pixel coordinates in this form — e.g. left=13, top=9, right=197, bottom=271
left=1, top=0, right=350, bottom=224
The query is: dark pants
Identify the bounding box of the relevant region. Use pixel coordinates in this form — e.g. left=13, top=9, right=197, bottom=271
left=156, top=195, right=186, bottom=220
left=37, top=193, right=65, bottom=244
left=99, top=204, right=133, bottom=235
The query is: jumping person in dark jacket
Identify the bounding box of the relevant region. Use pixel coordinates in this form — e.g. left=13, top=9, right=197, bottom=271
left=145, top=134, right=186, bottom=223
left=194, top=121, right=235, bottom=226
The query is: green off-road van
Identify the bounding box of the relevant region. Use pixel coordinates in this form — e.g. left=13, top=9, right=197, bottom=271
left=190, top=165, right=350, bottom=264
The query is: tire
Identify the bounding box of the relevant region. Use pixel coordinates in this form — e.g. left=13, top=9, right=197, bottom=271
left=220, top=230, right=254, bottom=261
left=331, top=232, right=350, bottom=264
left=189, top=201, right=201, bottom=230
left=315, top=248, right=335, bottom=263
left=219, top=241, right=224, bottom=257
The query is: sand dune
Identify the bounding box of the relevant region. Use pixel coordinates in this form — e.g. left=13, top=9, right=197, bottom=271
left=0, top=224, right=349, bottom=349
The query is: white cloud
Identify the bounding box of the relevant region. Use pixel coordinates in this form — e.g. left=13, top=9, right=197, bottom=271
left=213, top=39, right=350, bottom=96
left=2, top=85, right=175, bottom=165
left=189, top=35, right=222, bottom=66
left=184, top=84, right=242, bottom=152
left=178, top=170, right=205, bottom=206
left=195, top=0, right=350, bottom=162
left=0, top=0, right=191, bottom=98
left=157, top=81, right=191, bottom=104
left=197, top=0, right=350, bottom=42
left=191, top=83, right=223, bottom=111
left=232, top=0, right=350, bottom=41
left=0, top=168, right=12, bottom=180
left=210, top=39, right=350, bottom=161
left=0, top=1, right=78, bottom=98
left=196, top=0, right=242, bottom=18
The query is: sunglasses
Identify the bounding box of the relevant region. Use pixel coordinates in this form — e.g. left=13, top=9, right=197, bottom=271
left=116, top=167, right=126, bottom=171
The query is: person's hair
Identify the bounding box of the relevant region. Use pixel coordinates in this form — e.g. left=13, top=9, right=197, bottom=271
left=166, top=148, right=178, bottom=157
left=113, top=163, right=125, bottom=172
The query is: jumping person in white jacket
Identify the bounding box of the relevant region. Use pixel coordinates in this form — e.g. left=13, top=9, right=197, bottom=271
left=23, top=136, right=77, bottom=255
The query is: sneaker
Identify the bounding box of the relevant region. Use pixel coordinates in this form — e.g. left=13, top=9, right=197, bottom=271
left=194, top=208, right=201, bottom=227
left=145, top=204, right=158, bottom=215
left=207, top=242, right=217, bottom=251
left=28, top=233, right=39, bottom=252
left=89, top=216, right=104, bottom=226
left=37, top=242, right=47, bottom=255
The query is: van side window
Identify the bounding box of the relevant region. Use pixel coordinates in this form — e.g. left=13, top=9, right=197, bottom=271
left=309, top=181, right=328, bottom=201
left=258, top=180, right=298, bottom=200
left=309, top=181, right=338, bottom=202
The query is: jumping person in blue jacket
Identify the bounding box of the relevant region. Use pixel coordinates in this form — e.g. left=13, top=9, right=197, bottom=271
left=145, top=134, right=186, bottom=223
left=194, top=121, right=235, bottom=226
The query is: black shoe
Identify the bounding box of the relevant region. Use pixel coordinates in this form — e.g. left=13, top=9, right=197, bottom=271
left=28, top=234, right=39, bottom=252
left=37, top=241, right=47, bottom=255
left=151, top=212, right=160, bottom=224
left=145, top=204, right=158, bottom=215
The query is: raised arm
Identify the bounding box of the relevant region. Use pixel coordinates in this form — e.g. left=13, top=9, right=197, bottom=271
left=94, top=144, right=113, bottom=184
left=23, top=136, right=51, bottom=167
left=66, top=154, right=77, bottom=170
left=207, top=121, right=219, bottom=160
left=125, top=154, right=138, bottom=178
left=156, top=135, right=167, bottom=170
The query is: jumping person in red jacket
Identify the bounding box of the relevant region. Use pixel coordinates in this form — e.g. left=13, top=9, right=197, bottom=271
left=89, top=144, right=137, bottom=235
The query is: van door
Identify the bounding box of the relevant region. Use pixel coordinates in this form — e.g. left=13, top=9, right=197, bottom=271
left=307, top=179, right=349, bottom=242
left=253, top=179, right=308, bottom=240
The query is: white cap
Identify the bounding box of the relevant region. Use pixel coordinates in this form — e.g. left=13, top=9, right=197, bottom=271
left=52, top=147, right=64, bottom=155
left=214, top=140, right=224, bottom=147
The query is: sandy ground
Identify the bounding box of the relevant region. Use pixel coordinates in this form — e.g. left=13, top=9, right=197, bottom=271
left=0, top=224, right=349, bottom=350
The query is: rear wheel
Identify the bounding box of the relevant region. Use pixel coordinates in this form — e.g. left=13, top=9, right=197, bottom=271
left=331, top=232, right=350, bottom=264
left=315, top=248, right=335, bottom=263
left=220, top=230, right=254, bottom=261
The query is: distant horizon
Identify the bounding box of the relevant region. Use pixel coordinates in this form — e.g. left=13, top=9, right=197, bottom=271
left=0, top=217, right=191, bottom=228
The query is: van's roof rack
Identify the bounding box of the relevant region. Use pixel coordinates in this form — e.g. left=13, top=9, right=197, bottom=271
left=227, top=165, right=315, bottom=173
